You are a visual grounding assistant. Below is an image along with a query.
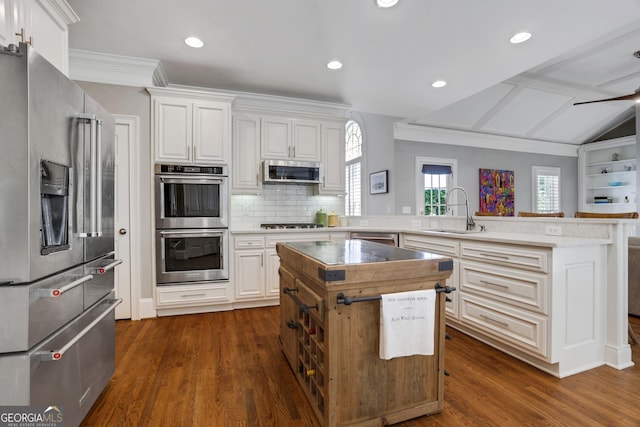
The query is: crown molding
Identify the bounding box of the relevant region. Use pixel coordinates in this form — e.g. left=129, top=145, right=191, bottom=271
left=37, top=0, right=79, bottom=27
left=69, top=49, right=168, bottom=87
left=394, top=123, right=579, bottom=157
left=169, top=84, right=351, bottom=120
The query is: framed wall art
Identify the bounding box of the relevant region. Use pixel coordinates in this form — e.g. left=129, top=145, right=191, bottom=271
left=370, top=170, right=388, bottom=194
left=479, top=168, right=514, bottom=216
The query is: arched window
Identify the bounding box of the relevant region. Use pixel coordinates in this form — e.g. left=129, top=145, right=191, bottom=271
left=345, top=120, right=362, bottom=216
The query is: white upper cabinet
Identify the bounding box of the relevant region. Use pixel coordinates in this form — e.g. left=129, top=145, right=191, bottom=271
left=317, top=121, right=346, bottom=195
left=1, top=0, right=78, bottom=75
left=193, top=101, right=230, bottom=163
left=0, top=0, right=11, bottom=47
left=261, top=116, right=321, bottom=161
left=148, top=87, right=234, bottom=165
left=261, top=117, right=291, bottom=159
left=291, top=119, right=321, bottom=161
left=232, top=113, right=261, bottom=193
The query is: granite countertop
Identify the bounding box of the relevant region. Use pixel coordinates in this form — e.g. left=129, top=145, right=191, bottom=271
left=281, top=240, right=446, bottom=266
left=231, top=227, right=611, bottom=248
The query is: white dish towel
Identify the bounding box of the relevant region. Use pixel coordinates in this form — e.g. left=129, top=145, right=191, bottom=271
left=379, top=289, right=436, bottom=360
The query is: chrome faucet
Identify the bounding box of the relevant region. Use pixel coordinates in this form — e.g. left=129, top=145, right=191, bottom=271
left=446, top=186, right=476, bottom=231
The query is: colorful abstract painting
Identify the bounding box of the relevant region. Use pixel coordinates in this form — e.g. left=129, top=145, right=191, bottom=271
left=479, top=168, right=514, bottom=216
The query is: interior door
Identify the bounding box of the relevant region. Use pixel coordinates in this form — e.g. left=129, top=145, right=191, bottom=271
left=113, top=116, right=135, bottom=319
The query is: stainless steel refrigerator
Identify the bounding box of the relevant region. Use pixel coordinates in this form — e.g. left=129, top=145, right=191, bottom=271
left=0, top=43, right=120, bottom=427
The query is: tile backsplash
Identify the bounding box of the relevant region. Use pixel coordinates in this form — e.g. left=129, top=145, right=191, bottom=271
left=231, top=184, right=344, bottom=229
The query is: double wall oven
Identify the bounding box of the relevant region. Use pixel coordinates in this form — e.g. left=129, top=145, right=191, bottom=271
left=154, top=164, right=229, bottom=284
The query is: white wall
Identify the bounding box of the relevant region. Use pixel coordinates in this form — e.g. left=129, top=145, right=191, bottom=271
left=355, top=112, right=400, bottom=215
left=394, top=139, right=579, bottom=215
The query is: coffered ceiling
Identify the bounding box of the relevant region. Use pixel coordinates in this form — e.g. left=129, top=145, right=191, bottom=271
left=66, top=0, right=640, bottom=145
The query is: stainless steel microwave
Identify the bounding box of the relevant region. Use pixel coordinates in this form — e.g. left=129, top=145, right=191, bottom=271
left=263, top=160, right=322, bottom=184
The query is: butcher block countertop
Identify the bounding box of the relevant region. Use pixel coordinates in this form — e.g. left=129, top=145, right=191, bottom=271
left=276, top=240, right=453, bottom=426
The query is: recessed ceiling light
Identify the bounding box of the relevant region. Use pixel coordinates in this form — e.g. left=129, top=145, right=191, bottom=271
left=185, top=37, right=204, bottom=48
left=432, top=80, right=447, bottom=88
left=327, top=60, right=343, bottom=70
left=375, top=0, right=399, bottom=8
left=509, top=32, right=531, bottom=44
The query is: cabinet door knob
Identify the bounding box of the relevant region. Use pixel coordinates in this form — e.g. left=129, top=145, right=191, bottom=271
left=119, top=228, right=127, bottom=235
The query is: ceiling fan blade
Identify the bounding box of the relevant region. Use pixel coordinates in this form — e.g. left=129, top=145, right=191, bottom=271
left=573, top=92, right=640, bottom=105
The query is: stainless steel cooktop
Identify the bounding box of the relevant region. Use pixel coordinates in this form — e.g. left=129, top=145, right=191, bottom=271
left=260, top=223, right=325, bottom=229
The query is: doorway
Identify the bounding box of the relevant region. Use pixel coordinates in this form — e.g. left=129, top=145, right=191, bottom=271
left=114, top=115, right=140, bottom=319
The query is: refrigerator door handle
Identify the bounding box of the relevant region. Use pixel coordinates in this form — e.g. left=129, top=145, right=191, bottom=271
left=37, top=298, right=122, bottom=361
left=78, top=114, right=103, bottom=238
left=96, top=118, right=103, bottom=236
left=38, top=274, right=94, bottom=298
left=94, top=259, right=123, bottom=275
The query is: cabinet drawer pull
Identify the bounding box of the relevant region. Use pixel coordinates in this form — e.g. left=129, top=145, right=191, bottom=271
left=480, top=314, right=509, bottom=327
left=480, top=280, right=509, bottom=289
left=479, top=252, right=509, bottom=260
left=180, top=293, right=206, bottom=298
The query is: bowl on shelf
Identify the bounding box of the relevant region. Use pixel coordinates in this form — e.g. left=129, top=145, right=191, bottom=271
left=608, top=181, right=623, bottom=187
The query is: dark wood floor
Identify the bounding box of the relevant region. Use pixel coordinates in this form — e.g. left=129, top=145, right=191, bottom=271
left=81, top=309, right=640, bottom=427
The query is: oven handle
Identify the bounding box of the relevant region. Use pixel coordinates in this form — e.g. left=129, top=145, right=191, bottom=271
left=38, top=274, right=94, bottom=298
left=158, top=176, right=226, bottom=185
left=37, top=298, right=122, bottom=361
left=159, top=230, right=226, bottom=237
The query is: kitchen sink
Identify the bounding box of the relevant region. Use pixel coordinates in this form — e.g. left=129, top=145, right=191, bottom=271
left=427, top=229, right=480, bottom=234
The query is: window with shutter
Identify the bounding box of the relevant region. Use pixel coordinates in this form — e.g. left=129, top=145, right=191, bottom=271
left=533, top=166, right=560, bottom=213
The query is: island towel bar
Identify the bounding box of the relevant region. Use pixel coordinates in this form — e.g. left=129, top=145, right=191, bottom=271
left=283, top=287, right=319, bottom=313
left=336, top=284, right=456, bottom=305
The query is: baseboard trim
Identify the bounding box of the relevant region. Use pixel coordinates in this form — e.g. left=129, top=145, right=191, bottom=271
left=139, top=298, right=157, bottom=319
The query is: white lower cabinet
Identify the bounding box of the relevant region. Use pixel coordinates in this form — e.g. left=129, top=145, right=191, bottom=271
left=459, top=290, right=548, bottom=358
left=401, top=233, right=460, bottom=318
left=233, top=235, right=270, bottom=304
left=155, top=282, right=233, bottom=316
left=402, top=232, right=606, bottom=377
left=232, top=232, right=336, bottom=308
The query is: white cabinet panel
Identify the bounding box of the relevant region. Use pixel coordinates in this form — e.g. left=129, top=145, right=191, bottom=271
left=317, top=122, right=345, bottom=194
left=234, top=249, right=265, bottom=299
left=232, top=114, right=261, bottom=193
left=460, top=293, right=548, bottom=358
left=1, top=0, right=76, bottom=75
left=292, top=120, right=320, bottom=161
left=0, top=0, right=11, bottom=46
left=261, top=117, right=291, bottom=159
left=265, top=248, right=281, bottom=297
left=460, top=260, right=548, bottom=314
left=154, top=99, right=191, bottom=162
left=156, top=283, right=231, bottom=307
left=194, top=101, right=229, bottom=163
left=401, top=233, right=460, bottom=318
left=460, top=241, right=549, bottom=273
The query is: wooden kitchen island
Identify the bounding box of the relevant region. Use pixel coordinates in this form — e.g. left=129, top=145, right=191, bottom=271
left=276, top=239, right=454, bottom=427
